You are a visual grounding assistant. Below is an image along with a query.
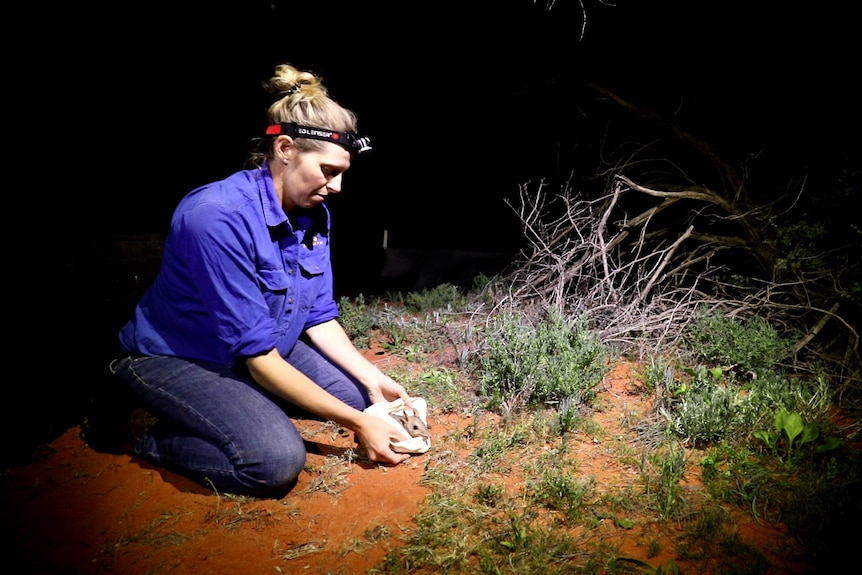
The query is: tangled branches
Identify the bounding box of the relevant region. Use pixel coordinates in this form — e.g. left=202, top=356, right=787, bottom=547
left=495, top=173, right=860, bottom=401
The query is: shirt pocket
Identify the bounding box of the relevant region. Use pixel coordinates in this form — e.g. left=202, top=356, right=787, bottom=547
left=257, top=266, right=289, bottom=293
left=298, top=244, right=329, bottom=277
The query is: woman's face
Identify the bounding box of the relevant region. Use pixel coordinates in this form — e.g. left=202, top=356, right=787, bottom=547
left=280, top=141, right=351, bottom=212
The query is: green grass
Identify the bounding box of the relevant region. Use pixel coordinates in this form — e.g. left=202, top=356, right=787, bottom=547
left=339, top=290, right=860, bottom=575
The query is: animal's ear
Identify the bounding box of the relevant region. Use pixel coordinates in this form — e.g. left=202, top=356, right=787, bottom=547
left=391, top=413, right=406, bottom=425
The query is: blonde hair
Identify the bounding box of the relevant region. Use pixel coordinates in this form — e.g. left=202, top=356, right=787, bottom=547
left=247, top=63, right=358, bottom=167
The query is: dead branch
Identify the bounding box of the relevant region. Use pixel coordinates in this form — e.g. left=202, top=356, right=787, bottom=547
left=635, top=225, right=693, bottom=307
left=616, top=175, right=734, bottom=213
left=488, top=174, right=860, bottom=402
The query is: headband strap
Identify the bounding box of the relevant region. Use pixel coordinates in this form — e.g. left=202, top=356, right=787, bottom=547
left=265, top=122, right=372, bottom=154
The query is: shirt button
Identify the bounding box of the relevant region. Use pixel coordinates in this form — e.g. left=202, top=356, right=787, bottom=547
left=287, top=269, right=294, bottom=275
left=288, top=298, right=294, bottom=304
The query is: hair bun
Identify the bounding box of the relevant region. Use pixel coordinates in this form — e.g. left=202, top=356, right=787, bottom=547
left=284, top=83, right=303, bottom=96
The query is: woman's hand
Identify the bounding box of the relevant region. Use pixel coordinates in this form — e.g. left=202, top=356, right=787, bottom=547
left=366, top=373, right=413, bottom=410
left=354, top=413, right=411, bottom=465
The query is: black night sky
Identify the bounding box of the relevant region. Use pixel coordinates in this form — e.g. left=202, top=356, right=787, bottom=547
left=60, top=0, right=857, bottom=256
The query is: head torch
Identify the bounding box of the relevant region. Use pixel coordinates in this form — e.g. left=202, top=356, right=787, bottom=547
left=265, top=122, right=372, bottom=154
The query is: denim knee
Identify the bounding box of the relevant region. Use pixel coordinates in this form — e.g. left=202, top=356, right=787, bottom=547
left=238, top=445, right=308, bottom=495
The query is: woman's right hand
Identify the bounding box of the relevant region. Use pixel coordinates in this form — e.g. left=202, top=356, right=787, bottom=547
left=354, top=414, right=411, bottom=465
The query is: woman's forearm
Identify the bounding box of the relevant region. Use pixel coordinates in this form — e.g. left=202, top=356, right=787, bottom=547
left=245, top=348, right=365, bottom=428
left=305, top=320, right=381, bottom=385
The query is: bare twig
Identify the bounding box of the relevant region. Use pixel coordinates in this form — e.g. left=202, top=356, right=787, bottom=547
left=486, top=171, right=859, bottom=402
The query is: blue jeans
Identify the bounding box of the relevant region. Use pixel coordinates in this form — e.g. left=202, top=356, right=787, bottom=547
left=109, top=340, right=370, bottom=497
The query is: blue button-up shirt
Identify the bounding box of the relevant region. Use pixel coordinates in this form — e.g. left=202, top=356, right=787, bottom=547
left=118, top=163, right=339, bottom=366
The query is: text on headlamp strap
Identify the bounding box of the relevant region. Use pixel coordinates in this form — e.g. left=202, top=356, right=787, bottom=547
left=265, top=122, right=372, bottom=154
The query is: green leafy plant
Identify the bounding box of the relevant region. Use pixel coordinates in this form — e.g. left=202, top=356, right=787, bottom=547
left=665, top=365, right=738, bottom=447
left=528, top=469, right=594, bottom=523
left=683, top=310, right=790, bottom=377
left=413, top=367, right=468, bottom=412
left=379, top=325, right=406, bottom=351
left=337, top=294, right=375, bottom=349
left=477, top=309, right=609, bottom=412
left=739, top=372, right=834, bottom=434
left=402, top=282, right=466, bottom=312
left=753, top=406, right=832, bottom=460
left=641, top=358, right=674, bottom=396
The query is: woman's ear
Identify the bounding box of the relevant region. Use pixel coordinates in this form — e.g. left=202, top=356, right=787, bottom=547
left=277, top=136, right=295, bottom=163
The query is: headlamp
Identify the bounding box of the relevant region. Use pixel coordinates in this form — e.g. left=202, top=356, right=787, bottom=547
left=265, top=122, right=372, bottom=154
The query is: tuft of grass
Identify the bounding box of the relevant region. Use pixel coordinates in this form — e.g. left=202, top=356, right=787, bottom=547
left=477, top=308, right=609, bottom=413
left=683, top=310, right=791, bottom=378
left=657, top=361, right=834, bottom=451
left=527, top=469, right=594, bottom=524
left=301, top=452, right=356, bottom=497
left=640, top=439, right=688, bottom=520
left=328, top=289, right=861, bottom=575
left=401, top=283, right=467, bottom=312
left=412, top=367, right=472, bottom=413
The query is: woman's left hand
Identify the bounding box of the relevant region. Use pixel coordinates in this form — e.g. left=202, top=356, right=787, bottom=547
left=367, top=374, right=414, bottom=410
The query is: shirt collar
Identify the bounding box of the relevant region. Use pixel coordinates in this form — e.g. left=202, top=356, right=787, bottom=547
left=255, top=162, right=331, bottom=234
left=256, top=162, right=288, bottom=228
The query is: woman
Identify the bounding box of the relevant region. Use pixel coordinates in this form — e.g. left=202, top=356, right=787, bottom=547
left=111, top=63, right=414, bottom=497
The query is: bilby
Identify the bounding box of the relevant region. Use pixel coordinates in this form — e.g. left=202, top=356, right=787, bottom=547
left=391, top=412, right=431, bottom=439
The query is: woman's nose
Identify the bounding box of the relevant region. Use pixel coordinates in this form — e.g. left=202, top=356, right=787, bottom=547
left=326, top=173, right=343, bottom=193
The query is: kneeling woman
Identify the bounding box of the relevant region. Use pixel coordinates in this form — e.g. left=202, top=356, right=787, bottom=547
left=111, top=63, right=414, bottom=497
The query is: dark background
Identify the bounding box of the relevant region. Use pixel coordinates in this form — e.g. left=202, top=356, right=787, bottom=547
left=12, top=0, right=858, bottom=466
left=61, top=0, right=857, bottom=249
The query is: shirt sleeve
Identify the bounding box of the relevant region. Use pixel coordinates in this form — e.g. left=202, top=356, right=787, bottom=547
left=303, top=254, right=339, bottom=329
left=299, top=208, right=339, bottom=329
left=177, top=199, right=280, bottom=361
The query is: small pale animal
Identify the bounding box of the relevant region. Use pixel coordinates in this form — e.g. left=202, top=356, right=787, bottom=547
left=391, top=412, right=430, bottom=439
